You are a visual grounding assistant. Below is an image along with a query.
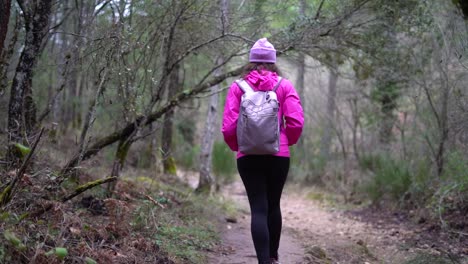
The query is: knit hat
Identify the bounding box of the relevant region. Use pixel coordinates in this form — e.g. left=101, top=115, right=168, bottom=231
left=249, top=38, right=276, bottom=63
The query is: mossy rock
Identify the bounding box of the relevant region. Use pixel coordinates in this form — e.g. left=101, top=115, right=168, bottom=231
left=304, top=245, right=332, bottom=263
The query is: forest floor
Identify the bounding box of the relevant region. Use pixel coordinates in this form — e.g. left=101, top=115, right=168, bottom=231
left=205, top=179, right=468, bottom=264
left=1, top=152, right=466, bottom=264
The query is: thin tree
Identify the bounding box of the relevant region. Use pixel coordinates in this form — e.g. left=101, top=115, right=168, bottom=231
left=161, top=64, right=181, bottom=175
left=319, top=62, right=338, bottom=162
left=295, top=0, right=308, bottom=153
left=197, top=0, right=230, bottom=193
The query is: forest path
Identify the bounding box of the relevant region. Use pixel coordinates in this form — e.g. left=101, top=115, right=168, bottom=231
left=204, top=179, right=461, bottom=264
left=207, top=180, right=304, bottom=264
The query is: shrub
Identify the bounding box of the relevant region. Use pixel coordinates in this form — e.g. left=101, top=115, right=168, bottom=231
left=431, top=151, right=468, bottom=225
left=359, top=152, right=384, bottom=171
left=175, top=144, right=200, bottom=170
left=363, top=154, right=412, bottom=202
left=289, top=141, right=326, bottom=184
left=212, top=141, right=237, bottom=184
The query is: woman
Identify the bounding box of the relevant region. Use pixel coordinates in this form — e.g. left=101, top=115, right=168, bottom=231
left=221, top=38, right=304, bottom=264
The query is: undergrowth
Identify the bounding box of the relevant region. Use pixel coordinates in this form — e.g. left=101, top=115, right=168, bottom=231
left=360, top=153, right=412, bottom=202
left=358, top=151, right=468, bottom=235
left=0, top=166, right=227, bottom=264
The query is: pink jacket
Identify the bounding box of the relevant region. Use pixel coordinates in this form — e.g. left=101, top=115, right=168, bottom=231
left=221, top=70, right=304, bottom=158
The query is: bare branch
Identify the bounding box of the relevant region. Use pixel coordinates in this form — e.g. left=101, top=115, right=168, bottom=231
left=60, top=65, right=244, bottom=176
left=314, top=0, right=326, bottom=20
left=145, top=194, right=165, bottom=209
left=0, top=128, right=44, bottom=207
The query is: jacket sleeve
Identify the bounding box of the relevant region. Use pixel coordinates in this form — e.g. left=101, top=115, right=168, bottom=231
left=221, top=82, right=242, bottom=151
left=282, top=81, right=304, bottom=146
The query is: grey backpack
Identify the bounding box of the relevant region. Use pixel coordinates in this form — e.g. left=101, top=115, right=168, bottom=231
left=236, top=77, right=283, bottom=155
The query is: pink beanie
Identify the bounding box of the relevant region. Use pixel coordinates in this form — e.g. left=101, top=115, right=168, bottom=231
left=249, top=38, right=276, bottom=63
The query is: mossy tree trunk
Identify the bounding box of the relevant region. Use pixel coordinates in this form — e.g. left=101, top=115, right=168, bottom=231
left=161, top=64, right=181, bottom=175
left=7, top=0, right=53, bottom=166
left=107, top=137, right=132, bottom=197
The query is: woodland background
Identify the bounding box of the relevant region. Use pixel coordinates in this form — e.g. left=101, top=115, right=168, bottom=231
left=0, top=0, right=467, bottom=263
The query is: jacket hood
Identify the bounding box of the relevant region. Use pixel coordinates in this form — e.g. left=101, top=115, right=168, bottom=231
left=244, top=70, right=279, bottom=91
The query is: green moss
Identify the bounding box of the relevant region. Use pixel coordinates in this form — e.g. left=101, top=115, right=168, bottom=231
left=3, top=230, right=26, bottom=251
left=75, top=178, right=109, bottom=193
left=155, top=224, right=217, bottom=263
left=163, top=157, right=177, bottom=175
left=307, top=191, right=324, bottom=202
left=13, top=143, right=30, bottom=158
left=0, top=185, right=12, bottom=206
left=136, top=176, right=157, bottom=185
left=116, top=140, right=131, bottom=164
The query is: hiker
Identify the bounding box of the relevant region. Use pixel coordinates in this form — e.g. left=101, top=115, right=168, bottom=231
left=221, top=38, right=304, bottom=264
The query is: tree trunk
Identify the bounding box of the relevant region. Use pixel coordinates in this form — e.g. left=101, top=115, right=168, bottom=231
left=377, top=7, right=399, bottom=150
left=0, top=12, right=20, bottom=97
left=107, top=137, right=132, bottom=197
left=296, top=54, right=306, bottom=152
left=0, top=0, right=12, bottom=56
left=161, top=64, right=180, bottom=175
left=197, top=0, right=229, bottom=194
left=435, top=62, right=450, bottom=177
left=378, top=82, right=397, bottom=147
left=71, top=0, right=94, bottom=129
left=348, top=98, right=361, bottom=162
left=319, top=66, right=338, bottom=162
left=7, top=0, right=53, bottom=165
left=23, top=77, right=37, bottom=133
left=197, top=59, right=222, bottom=193
left=296, top=55, right=306, bottom=113
left=297, top=0, right=306, bottom=115
left=57, top=0, right=93, bottom=129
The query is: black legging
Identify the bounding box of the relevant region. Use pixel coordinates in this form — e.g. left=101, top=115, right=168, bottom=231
left=237, top=155, right=290, bottom=264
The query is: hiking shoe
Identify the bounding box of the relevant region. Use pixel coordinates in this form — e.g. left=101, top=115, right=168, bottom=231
left=270, top=258, right=280, bottom=264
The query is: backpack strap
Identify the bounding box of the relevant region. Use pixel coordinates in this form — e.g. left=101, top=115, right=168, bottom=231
left=272, top=77, right=283, bottom=92
left=235, top=79, right=254, bottom=93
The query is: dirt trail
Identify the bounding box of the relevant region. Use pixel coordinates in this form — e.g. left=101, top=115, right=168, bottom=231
left=207, top=180, right=468, bottom=264
left=208, top=180, right=304, bottom=264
